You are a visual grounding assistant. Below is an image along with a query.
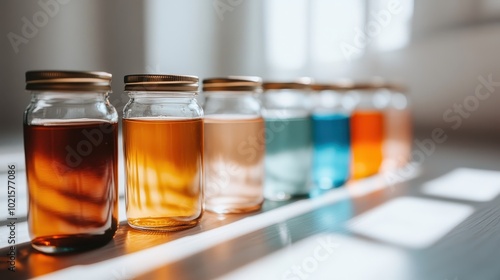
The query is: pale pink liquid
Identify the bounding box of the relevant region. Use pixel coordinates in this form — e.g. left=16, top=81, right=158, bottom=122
left=383, top=108, right=412, bottom=170
left=204, top=115, right=265, bottom=213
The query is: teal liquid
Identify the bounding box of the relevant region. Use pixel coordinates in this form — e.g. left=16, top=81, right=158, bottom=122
left=311, top=113, right=351, bottom=194
left=264, top=117, right=312, bottom=200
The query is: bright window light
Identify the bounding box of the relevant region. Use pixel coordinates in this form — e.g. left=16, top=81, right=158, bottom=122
left=370, top=0, right=414, bottom=51
left=311, top=0, right=366, bottom=63
left=265, top=0, right=308, bottom=70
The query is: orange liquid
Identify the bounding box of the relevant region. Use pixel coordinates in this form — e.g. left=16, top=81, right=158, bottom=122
left=351, top=111, right=384, bottom=179
left=123, top=118, right=203, bottom=231
left=204, top=116, right=265, bottom=213
left=23, top=122, right=118, bottom=254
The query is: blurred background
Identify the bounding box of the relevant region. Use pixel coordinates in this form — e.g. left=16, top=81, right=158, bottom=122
left=1, top=0, right=499, bottom=153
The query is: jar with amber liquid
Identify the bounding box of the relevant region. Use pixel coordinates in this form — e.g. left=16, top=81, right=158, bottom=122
left=23, top=71, right=118, bottom=254
left=123, top=74, right=203, bottom=231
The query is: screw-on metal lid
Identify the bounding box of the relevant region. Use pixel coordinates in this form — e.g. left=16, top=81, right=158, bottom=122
left=263, top=77, right=312, bottom=90
left=352, top=80, right=407, bottom=92
left=385, top=83, right=407, bottom=92
left=202, top=76, right=262, bottom=92
left=311, top=80, right=355, bottom=91
left=124, top=74, right=199, bottom=92
left=26, top=70, right=112, bottom=91
left=311, top=78, right=406, bottom=92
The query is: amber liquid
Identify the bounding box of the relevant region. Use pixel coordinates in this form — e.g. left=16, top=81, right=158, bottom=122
left=204, top=115, right=265, bottom=214
left=123, top=118, right=203, bottom=231
left=351, top=111, right=385, bottom=179
left=23, top=121, right=118, bottom=254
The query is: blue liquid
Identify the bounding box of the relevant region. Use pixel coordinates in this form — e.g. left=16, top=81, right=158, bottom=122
left=264, top=117, right=312, bottom=200
left=312, top=113, right=351, bottom=192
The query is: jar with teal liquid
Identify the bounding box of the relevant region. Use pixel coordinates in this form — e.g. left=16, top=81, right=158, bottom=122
left=262, top=79, right=313, bottom=201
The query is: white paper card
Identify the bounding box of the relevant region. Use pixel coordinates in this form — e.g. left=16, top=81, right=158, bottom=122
left=218, top=233, right=409, bottom=280
left=421, top=168, right=500, bottom=202
left=348, top=197, right=473, bottom=249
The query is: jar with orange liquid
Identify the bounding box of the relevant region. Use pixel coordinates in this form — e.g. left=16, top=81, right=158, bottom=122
left=382, top=83, right=412, bottom=171
left=202, top=76, right=265, bottom=214
left=23, top=71, right=118, bottom=254
left=123, top=74, right=203, bottom=231
left=350, top=81, right=390, bottom=179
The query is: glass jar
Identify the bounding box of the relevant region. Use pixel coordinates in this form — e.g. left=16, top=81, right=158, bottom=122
left=202, top=76, right=265, bottom=213
left=310, top=81, right=353, bottom=194
left=262, top=79, right=313, bottom=200
left=349, top=80, right=391, bottom=179
left=23, top=70, right=118, bottom=254
left=123, top=74, right=203, bottom=231
left=382, top=83, right=412, bottom=170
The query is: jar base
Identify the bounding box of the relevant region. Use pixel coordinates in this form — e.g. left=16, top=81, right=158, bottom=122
left=205, top=199, right=263, bottom=214
left=31, top=231, right=115, bottom=254
left=127, top=218, right=200, bottom=232
left=264, top=191, right=309, bottom=201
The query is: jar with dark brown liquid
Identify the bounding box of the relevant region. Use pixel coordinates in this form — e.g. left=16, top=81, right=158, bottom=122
left=23, top=71, right=118, bottom=254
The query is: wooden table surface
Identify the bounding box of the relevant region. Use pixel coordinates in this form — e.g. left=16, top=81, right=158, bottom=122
left=1, top=137, right=499, bottom=280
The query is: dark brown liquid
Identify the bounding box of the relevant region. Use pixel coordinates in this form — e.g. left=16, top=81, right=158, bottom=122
left=23, top=121, right=118, bottom=254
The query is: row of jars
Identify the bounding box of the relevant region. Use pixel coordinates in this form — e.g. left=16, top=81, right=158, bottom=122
left=263, top=79, right=412, bottom=199
left=23, top=71, right=411, bottom=254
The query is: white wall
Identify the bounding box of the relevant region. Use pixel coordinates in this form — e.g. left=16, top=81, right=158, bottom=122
left=1, top=0, right=499, bottom=151
left=0, top=0, right=146, bottom=148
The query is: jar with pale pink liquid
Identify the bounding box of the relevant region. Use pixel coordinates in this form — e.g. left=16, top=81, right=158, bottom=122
left=382, top=83, right=412, bottom=170
left=202, top=77, right=265, bottom=214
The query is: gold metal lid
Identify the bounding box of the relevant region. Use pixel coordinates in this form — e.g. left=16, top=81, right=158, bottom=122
left=202, top=76, right=262, bottom=92
left=263, top=77, right=312, bottom=90
left=311, top=78, right=406, bottom=92
left=385, top=83, right=407, bottom=92
left=352, top=80, right=407, bottom=92
left=311, top=80, right=355, bottom=91
left=350, top=80, right=386, bottom=90
left=349, top=77, right=405, bottom=91
left=124, top=74, right=199, bottom=92
left=26, top=70, right=112, bottom=91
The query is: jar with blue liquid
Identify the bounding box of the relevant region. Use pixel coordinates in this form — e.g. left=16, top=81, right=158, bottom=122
left=262, top=79, right=313, bottom=201
left=310, top=82, right=354, bottom=194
